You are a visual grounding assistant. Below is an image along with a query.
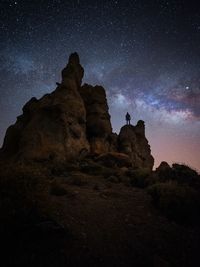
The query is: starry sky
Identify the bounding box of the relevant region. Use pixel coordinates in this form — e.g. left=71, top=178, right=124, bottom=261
left=0, top=0, right=200, bottom=171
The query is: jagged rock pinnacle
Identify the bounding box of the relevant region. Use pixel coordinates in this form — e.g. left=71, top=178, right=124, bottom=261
left=0, top=53, right=154, bottom=171
left=68, top=52, right=80, bottom=65
left=118, top=121, right=154, bottom=170
left=61, top=52, right=84, bottom=88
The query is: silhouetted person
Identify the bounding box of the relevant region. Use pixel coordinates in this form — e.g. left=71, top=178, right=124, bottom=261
left=126, top=112, right=131, bottom=125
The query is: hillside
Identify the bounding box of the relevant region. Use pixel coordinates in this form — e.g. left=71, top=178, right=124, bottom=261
left=0, top=53, right=200, bottom=267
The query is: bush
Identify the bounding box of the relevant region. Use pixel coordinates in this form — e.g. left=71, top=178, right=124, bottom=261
left=148, top=181, right=200, bottom=225
left=156, top=163, right=200, bottom=188
left=171, top=164, right=200, bottom=186
left=79, top=160, right=116, bottom=178
left=127, top=169, right=151, bottom=188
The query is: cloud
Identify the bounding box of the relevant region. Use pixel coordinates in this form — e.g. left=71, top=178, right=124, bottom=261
left=135, top=97, right=199, bottom=124
left=111, top=92, right=132, bottom=108
left=164, top=76, right=200, bottom=119
left=12, top=55, right=35, bottom=74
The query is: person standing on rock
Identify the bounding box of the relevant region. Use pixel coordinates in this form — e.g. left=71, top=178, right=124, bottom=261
left=126, top=112, right=131, bottom=125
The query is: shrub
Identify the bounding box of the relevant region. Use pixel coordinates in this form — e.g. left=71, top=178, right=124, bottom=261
left=127, top=169, right=151, bottom=188
left=155, top=166, right=173, bottom=183
left=156, top=163, right=200, bottom=188
left=79, top=160, right=115, bottom=178
left=171, top=164, right=200, bottom=187
left=50, top=162, right=78, bottom=177
left=118, top=175, right=131, bottom=186
left=148, top=181, right=200, bottom=225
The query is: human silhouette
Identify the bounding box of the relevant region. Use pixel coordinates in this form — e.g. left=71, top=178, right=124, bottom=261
left=126, top=112, right=131, bottom=125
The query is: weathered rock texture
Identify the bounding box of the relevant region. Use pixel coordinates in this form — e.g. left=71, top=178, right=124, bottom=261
left=1, top=52, right=154, bottom=170
left=1, top=53, right=89, bottom=161
left=118, top=121, right=154, bottom=170
left=79, top=84, right=117, bottom=154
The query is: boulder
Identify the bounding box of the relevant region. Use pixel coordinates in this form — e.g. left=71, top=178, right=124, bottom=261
left=156, top=161, right=171, bottom=172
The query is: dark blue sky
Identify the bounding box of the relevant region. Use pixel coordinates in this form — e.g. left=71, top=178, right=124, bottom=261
left=0, top=0, right=200, bottom=170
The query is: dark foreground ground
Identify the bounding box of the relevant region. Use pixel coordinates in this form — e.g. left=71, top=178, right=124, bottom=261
left=0, top=160, right=200, bottom=267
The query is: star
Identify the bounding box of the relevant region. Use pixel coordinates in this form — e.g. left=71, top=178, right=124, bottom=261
left=0, top=0, right=200, bottom=171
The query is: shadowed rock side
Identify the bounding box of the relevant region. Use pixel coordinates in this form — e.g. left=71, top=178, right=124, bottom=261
left=61, top=52, right=84, bottom=88
left=79, top=84, right=117, bottom=154
left=118, top=121, right=154, bottom=170
left=1, top=53, right=200, bottom=267
left=1, top=53, right=89, bottom=161
left=0, top=52, right=154, bottom=171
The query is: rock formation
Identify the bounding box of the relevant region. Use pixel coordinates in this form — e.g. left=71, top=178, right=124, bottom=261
left=61, top=52, right=84, bottom=88
left=118, top=121, right=154, bottom=170
left=1, top=53, right=89, bottom=161
left=156, top=161, right=171, bottom=172
left=0, top=52, right=154, bottom=170
left=79, top=84, right=117, bottom=154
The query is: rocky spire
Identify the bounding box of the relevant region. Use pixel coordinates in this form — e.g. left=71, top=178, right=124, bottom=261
left=61, top=52, right=84, bottom=88
left=118, top=122, right=154, bottom=170
left=0, top=52, right=89, bottom=161
left=0, top=52, right=154, bottom=171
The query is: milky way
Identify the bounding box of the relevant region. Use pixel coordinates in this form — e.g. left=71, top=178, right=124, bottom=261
left=0, top=0, right=200, bottom=171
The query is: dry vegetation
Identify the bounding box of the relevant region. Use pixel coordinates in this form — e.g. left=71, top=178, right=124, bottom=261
left=0, top=160, right=200, bottom=266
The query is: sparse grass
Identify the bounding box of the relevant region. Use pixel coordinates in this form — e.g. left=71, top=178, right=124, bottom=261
left=50, top=161, right=79, bottom=177
left=79, top=160, right=116, bottom=177
left=126, top=168, right=151, bottom=188
left=93, top=183, right=100, bottom=191
left=147, top=164, right=200, bottom=225
left=148, top=181, right=200, bottom=225
left=118, top=175, right=131, bottom=186
left=156, top=163, right=200, bottom=188
left=0, top=162, right=47, bottom=225
left=0, top=160, right=200, bottom=266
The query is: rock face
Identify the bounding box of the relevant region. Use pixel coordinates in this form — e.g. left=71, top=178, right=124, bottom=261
left=118, top=121, right=154, bottom=170
left=79, top=84, right=116, bottom=154
left=1, top=53, right=89, bottom=161
left=156, top=161, right=171, bottom=172
left=95, top=152, right=132, bottom=168
left=61, top=52, right=84, bottom=88
left=1, top=52, right=154, bottom=170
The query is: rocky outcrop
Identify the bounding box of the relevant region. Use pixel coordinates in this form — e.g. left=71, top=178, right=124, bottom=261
left=1, top=53, right=89, bottom=161
left=79, top=84, right=116, bottom=154
left=156, top=161, right=171, bottom=172
left=61, top=52, right=84, bottom=88
left=118, top=121, right=154, bottom=170
left=0, top=52, right=154, bottom=171
left=95, top=152, right=132, bottom=168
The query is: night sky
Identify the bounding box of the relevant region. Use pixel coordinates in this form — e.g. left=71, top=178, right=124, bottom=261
left=0, top=0, right=200, bottom=171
